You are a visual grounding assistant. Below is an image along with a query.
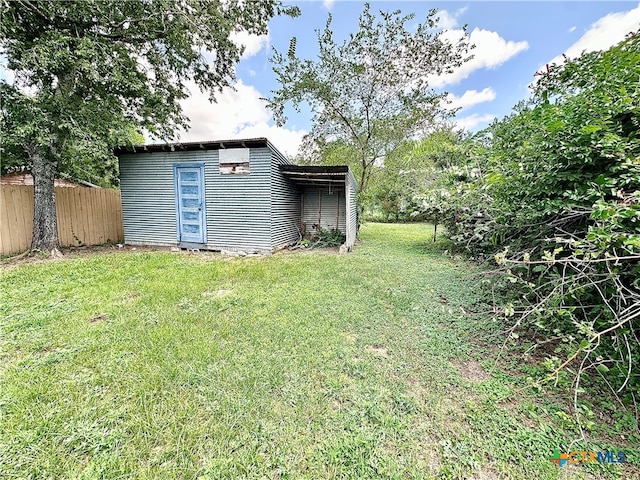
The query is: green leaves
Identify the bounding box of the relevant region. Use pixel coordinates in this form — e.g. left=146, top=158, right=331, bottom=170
left=268, top=3, right=472, bottom=194
left=1, top=0, right=296, bottom=245
left=2, top=0, right=294, bottom=152
left=429, top=31, right=640, bottom=403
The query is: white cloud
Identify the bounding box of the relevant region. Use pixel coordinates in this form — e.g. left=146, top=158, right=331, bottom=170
left=569, top=26, right=577, bottom=33
left=437, top=10, right=459, bottom=30
left=430, top=28, right=529, bottom=87
left=235, top=123, right=308, bottom=157
left=323, top=0, right=335, bottom=11
left=455, top=113, right=496, bottom=131
left=436, top=7, right=467, bottom=29
left=446, top=87, right=496, bottom=111
left=230, top=30, right=270, bottom=59
left=548, top=4, right=640, bottom=66
left=176, top=79, right=306, bottom=157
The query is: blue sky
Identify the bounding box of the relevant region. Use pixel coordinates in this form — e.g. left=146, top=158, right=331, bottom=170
left=2, top=1, right=638, bottom=156
left=177, top=1, right=639, bottom=156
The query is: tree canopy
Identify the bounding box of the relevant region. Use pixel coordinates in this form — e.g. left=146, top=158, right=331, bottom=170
left=268, top=3, right=472, bottom=195
left=0, top=0, right=298, bottom=250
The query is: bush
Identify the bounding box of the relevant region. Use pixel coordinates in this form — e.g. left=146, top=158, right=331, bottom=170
left=435, top=32, right=640, bottom=406
left=307, top=227, right=346, bottom=248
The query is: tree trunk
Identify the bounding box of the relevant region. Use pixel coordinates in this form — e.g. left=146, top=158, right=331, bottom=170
left=30, top=149, right=59, bottom=251
left=359, top=167, right=367, bottom=196
left=357, top=155, right=369, bottom=228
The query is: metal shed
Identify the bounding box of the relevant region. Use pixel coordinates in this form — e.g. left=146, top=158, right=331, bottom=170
left=116, top=138, right=357, bottom=253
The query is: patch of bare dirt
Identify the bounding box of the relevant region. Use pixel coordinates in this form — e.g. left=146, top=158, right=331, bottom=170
left=456, top=360, right=491, bottom=382
left=406, top=375, right=431, bottom=404
left=415, top=442, right=442, bottom=477
left=2, top=242, right=350, bottom=269
left=558, top=462, right=608, bottom=480
left=365, top=344, right=389, bottom=358
left=89, top=314, right=107, bottom=323
left=343, top=332, right=357, bottom=344
left=1, top=244, right=165, bottom=269
left=277, top=246, right=341, bottom=256
left=202, top=289, right=232, bottom=298
left=471, top=466, right=501, bottom=480
left=37, top=345, right=58, bottom=355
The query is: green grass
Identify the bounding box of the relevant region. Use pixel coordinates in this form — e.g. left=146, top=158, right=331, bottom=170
left=1, top=223, right=638, bottom=479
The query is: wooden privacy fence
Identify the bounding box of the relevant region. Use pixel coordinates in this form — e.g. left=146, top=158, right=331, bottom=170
left=0, top=185, right=124, bottom=255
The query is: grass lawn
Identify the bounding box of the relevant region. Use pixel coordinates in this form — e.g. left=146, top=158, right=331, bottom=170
left=1, top=223, right=638, bottom=479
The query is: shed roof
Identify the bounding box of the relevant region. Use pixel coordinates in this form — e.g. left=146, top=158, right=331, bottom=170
left=115, top=137, right=273, bottom=154
left=280, top=165, right=352, bottom=187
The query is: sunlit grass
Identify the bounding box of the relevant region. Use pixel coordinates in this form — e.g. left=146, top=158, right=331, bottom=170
left=1, top=223, right=636, bottom=479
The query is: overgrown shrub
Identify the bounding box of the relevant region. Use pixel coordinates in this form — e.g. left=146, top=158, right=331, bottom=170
left=300, top=227, right=346, bottom=248
left=431, top=32, right=640, bottom=407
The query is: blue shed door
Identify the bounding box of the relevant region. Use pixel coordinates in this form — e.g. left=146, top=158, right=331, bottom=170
left=174, top=164, right=206, bottom=245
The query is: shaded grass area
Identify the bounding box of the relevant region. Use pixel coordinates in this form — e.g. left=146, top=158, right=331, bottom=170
left=1, top=223, right=637, bottom=479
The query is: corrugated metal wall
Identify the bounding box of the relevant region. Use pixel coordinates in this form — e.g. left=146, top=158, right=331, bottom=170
left=205, top=147, right=271, bottom=251
left=302, top=186, right=346, bottom=234
left=269, top=149, right=301, bottom=249
left=119, top=147, right=276, bottom=252
left=119, top=151, right=181, bottom=246
left=345, top=171, right=357, bottom=247
left=119, top=146, right=355, bottom=251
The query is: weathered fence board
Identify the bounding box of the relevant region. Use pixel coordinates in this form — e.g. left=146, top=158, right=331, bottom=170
left=0, top=185, right=124, bottom=255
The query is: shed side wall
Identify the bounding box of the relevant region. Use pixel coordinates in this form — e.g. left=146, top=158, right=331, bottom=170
left=345, top=171, right=357, bottom=247
left=269, top=149, right=300, bottom=249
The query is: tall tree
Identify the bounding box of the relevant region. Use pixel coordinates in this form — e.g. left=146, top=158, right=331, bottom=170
left=0, top=0, right=298, bottom=252
left=268, top=3, right=472, bottom=195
